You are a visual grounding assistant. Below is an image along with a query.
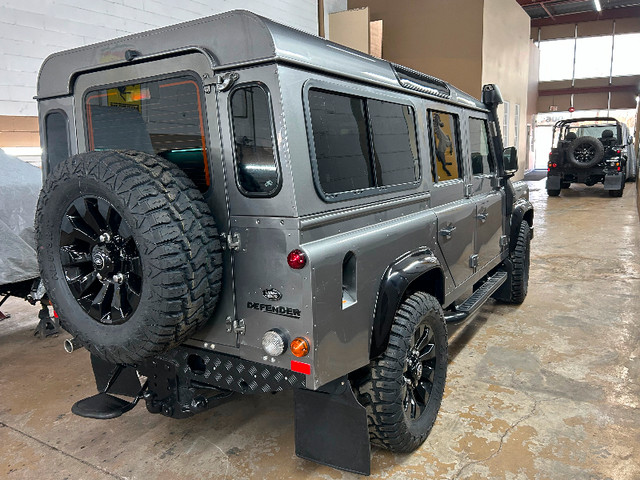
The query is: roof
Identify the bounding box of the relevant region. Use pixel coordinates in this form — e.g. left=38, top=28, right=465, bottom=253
left=37, top=10, right=485, bottom=110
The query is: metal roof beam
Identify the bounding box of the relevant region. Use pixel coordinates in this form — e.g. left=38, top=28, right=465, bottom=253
left=531, top=5, right=640, bottom=25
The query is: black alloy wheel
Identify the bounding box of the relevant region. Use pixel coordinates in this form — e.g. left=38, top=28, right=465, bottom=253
left=403, top=322, right=438, bottom=420
left=573, top=143, right=596, bottom=164
left=60, top=196, right=142, bottom=325
left=355, top=292, right=447, bottom=453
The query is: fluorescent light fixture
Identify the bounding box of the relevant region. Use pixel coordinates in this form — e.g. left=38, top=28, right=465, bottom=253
left=594, top=0, right=602, bottom=12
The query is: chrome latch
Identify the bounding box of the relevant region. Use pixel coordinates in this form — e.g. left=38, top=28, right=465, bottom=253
left=469, top=254, right=478, bottom=269
left=500, top=235, right=509, bottom=248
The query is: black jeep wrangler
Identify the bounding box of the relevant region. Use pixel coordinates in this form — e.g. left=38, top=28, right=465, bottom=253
left=546, top=117, right=637, bottom=197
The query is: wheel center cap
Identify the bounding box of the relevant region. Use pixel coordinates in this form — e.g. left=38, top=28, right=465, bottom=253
left=92, top=248, right=115, bottom=274
left=414, top=362, right=423, bottom=380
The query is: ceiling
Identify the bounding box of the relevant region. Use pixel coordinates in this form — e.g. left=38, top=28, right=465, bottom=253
left=517, top=0, right=640, bottom=22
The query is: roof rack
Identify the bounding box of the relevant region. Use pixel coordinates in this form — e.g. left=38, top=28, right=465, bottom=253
left=391, top=64, right=450, bottom=99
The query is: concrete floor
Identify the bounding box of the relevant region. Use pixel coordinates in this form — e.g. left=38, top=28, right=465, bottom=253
left=1, top=179, right=639, bottom=479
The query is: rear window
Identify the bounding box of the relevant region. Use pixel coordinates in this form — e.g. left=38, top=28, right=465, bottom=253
left=307, top=88, right=419, bottom=200
left=45, top=111, right=70, bottom=171
left=229, top=84, right=280, bottom=197
left=85, top=75, right=210, bottom=192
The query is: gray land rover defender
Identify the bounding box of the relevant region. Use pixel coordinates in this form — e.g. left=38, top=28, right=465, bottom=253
left=546, top=117, right=637, bottom=197
left=35, top=10, right=533, bottom=475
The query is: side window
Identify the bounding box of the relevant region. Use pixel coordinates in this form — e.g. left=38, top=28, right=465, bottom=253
left=85, top=75, right=210, bottom=192
left=230, top=85, right=280, bottom=196
left=308, top=90, right=374, bottom=194
left=368, top=99, right=420, bottom=186
left=45, top=111, right=70, bottom=168
left=429, top=110, right=461, bottom=182
left=307, top=88, right=419, bottom=198
left=468, top=118, right=495, bottom=176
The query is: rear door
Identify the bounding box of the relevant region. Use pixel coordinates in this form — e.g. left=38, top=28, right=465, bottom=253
left=427, top=108, right=477, bottom=287
left=74, top=53, right=238, bottom=347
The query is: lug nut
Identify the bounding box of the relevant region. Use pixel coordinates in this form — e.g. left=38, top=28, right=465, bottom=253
left=113, top=273, right=124, bottom=284
left=99, top=232, right=111, bottom=243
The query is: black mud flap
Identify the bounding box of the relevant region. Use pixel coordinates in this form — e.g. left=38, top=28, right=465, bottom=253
left=546, top=175, right=561, bottom=190
left=294, top=382, right=371, bottom=475
left=603, top=172, right=624, bottom=190
left=91, top=354, right=141, bottom=397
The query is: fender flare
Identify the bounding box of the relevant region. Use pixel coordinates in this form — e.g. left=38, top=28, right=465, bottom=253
left=510, top=199, right=534, bottom=252
left=370, top=248, right=444, bottom=359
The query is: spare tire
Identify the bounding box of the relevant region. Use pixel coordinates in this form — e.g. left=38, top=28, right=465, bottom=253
left=35, top=150, right=222, bottom=364
left=567, top=136, right=604, bottom=168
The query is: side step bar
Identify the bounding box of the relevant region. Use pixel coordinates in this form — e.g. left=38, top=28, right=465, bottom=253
left=444, top=271, right=507, bottom=323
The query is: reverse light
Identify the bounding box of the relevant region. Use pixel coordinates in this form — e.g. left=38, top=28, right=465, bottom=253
left=290, top=337, right=310, bottom=357
left=287, top=249, right=307, bottom=269
left=262, top=329, right=287, bottom=357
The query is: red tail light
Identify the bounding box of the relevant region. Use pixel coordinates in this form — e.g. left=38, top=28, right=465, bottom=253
left=287, top=249, right=307, bottom=269
left=617, top=150, right=621, bottom=155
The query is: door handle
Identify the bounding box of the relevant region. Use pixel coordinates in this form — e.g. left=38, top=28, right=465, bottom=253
left=439, top=225, right=457, bottom=239
left=476, top=213, right=488, bottom=223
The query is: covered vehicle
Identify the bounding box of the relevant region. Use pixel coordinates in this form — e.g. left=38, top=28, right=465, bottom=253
left=0, top=149, right=41, bottom=294
left=546, top=117, right=637, bottom=197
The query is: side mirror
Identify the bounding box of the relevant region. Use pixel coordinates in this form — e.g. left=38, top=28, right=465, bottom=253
left=503, top=146, right=518, bottom=175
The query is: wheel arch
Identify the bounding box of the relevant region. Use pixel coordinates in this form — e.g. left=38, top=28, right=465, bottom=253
left=509, top=200, right=534, bottom=253
left=370, top=248, right=445, bottom=360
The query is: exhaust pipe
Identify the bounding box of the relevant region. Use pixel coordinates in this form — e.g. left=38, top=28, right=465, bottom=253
left=64, top=337, right=83, bottom=353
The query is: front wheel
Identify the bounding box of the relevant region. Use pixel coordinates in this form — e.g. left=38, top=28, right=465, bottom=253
left=356, top=292, right=447, bottom=452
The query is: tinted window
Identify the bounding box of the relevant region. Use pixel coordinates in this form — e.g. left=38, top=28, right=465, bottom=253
left=308, top=90, right=373, bottom=194
left=85, top=76, right=210, bottom=192
left=368, top=99, right=419, bottom=185
left=45, top=111, right=70, bottom=169
left=468, top=118, right=494, bottom=175
left=307, top=89, right=419, bottom=197
left=429, top=111, right=461, bottom=182
left=230, top=85, right=280, bottom=196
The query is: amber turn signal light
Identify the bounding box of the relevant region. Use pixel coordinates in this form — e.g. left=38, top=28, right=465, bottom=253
left=290, top=337, right=310, bottom=357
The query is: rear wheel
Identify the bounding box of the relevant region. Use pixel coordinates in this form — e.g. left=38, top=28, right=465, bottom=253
left=356, top=292, right=447, bottom=452
left=36, top=150, right=223, bottom=364
left=547, top=189, right=560, bottom=197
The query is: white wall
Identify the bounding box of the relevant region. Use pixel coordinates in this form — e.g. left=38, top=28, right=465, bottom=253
left=0, top=0, right=318, bottom=117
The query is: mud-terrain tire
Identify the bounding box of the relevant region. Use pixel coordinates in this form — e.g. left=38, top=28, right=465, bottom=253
left=547, top=189, right=560, bottom=197
left=356, top=292, right=447, bottom=452
left=36, top=150, right=222, bottom=364
left=494, top=221, right=531, bottom=304
left=567, top=136, right=604, bottom=168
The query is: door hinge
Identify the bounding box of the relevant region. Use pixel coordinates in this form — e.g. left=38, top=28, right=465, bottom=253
left=500, top=235, right=509, bottom=248
left=203, top=72, right=239, bottom=93
left=226, top=317, right=246, bottom=335
left=222, top=232, right=241, bottom=251
left=464, top=184, right=473, bottom=197
left=469, top=254, right=478, bottom=269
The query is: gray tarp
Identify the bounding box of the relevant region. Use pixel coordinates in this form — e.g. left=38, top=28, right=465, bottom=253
left=0, top=149, right=42, bottom=285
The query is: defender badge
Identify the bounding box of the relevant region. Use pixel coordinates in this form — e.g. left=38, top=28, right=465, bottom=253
left=262, top=288, right=282, bottom=301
